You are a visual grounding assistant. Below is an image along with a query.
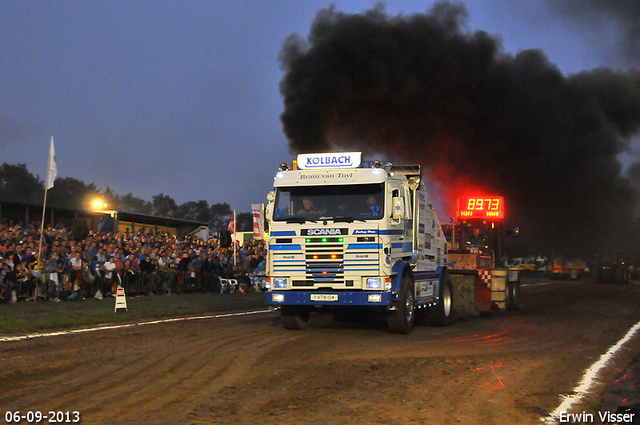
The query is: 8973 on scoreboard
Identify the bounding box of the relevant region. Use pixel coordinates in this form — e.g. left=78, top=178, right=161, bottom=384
left=457, top=196, right=504, bottom=220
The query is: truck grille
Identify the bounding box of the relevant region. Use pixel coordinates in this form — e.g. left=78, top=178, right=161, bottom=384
left=270, top=236, right=380, bottom=288
left=304, top=237, right=344, bottom=283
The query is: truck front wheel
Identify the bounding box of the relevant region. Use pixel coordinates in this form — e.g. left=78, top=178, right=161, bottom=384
left=281, top=306, right=310, bottom=330
left=387, top=274, right=415, bottom=334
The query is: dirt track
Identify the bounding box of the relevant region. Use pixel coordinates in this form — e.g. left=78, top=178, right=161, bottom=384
left=2, top=280, right=640, bottom=425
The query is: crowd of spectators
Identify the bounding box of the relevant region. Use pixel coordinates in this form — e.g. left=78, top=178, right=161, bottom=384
left=0, top=219, right=267, bottom=303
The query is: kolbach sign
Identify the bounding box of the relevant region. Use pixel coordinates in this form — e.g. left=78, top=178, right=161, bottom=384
left=297, top=152, right=362, bottom=169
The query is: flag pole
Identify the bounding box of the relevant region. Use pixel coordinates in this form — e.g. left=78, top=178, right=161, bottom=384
left=233, top=210, right=237, bottom=266
left=36, top=186, right=49, bottom=298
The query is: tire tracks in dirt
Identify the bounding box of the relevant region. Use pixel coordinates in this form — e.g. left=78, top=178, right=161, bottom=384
left=2, top=283, right=640, bottom=424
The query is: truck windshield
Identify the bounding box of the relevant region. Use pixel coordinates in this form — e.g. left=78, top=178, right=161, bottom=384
left=273, top=183, right=385, bottom=222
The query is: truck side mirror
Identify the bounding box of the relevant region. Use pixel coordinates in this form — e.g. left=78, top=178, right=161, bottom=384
left=265, top=191, right=275, bottom=223
left=393, top=197, right=405, bottom=220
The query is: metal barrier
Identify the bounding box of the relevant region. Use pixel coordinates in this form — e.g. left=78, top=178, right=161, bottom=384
left=114, top=270, right=226, bottom=295
left=249, top=274, right=267, bottom=291
left=6, top=270, right=261, bottom=302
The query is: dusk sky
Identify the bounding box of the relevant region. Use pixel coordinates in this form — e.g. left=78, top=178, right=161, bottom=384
left=1, top=0, right=638, bottom=214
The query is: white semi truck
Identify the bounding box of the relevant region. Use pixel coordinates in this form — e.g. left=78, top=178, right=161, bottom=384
left=264, top=152, right=453, bottom=333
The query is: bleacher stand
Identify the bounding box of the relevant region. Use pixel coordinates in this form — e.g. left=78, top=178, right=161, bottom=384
left=0, top=218, right=267, bottom=303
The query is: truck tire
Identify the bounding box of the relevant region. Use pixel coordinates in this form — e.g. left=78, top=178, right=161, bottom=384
left=506, top=279, right=521, bottom=311
left=281, top=306, right=310, bottom=330
left=387, top=274, right=415, bottom=334
left=504, top=279, right=513, bottom=311
left=429, top=278, right=454, bottom=326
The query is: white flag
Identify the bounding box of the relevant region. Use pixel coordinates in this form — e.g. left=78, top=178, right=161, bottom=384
left=252, top=204, right=264, bottom=240
left=45, top=135, right=57, bottom=190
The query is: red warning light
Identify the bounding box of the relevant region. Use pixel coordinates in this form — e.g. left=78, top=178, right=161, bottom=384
left=458, top=196, right=504, bottom=220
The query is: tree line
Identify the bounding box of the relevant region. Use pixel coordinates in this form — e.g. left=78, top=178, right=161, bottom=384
left=0, top=162, right=253, bottom=233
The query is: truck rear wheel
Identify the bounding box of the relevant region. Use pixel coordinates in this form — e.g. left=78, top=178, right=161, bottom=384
left=429, top=279, right=454, bottom=326
left=506, top=279, right=521, bottom=311
left=504, top=280, right=513, bottom=311
left=387, top=274, right=415, bottom=334
left=281, top=306, right=310, bottom=330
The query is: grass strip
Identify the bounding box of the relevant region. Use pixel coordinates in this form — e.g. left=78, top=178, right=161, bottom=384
left=1, top=276, right=559, bottom=335
left=0, top=292, right=267, bottom=335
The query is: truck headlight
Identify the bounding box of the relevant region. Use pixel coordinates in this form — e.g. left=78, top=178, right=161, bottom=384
left=366, top=278, right=382, bottom=289
left=272, top=293, right=285, bottom=303
left=273, top=278, right=288, bottom=289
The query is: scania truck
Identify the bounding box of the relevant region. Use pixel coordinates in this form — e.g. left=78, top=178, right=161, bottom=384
left=264, top=152, right=453, bottom=333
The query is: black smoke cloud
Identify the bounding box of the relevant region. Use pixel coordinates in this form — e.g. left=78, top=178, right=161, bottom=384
left=279, top=2, right=640, bottom=257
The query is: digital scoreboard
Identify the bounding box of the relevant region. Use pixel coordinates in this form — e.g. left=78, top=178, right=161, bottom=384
left=457, top=196, right=504, bottom=220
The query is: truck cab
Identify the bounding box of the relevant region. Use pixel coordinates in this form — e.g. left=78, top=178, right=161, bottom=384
left=265, top=152, right=453, bottom=333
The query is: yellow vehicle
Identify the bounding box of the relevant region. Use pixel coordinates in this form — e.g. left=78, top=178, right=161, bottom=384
left=551, top=257, right=585, bottom=280
left=511, top=257, right=536, bottom=271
